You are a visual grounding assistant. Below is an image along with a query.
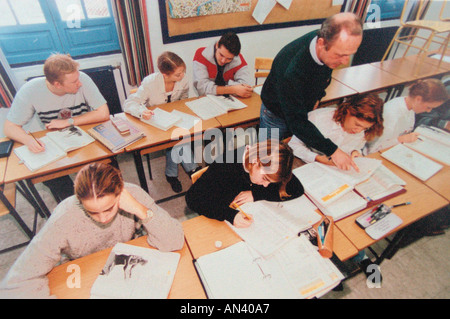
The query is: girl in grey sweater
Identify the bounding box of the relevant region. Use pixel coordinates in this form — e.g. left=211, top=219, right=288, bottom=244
left=0, top=163, right=184, bottom=298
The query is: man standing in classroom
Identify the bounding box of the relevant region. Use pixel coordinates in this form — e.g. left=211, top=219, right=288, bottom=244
left=259, top=12, right=363, bottom=171
left=193, top=31, right=253, bottom=98
left=4, top=53, right=110, bottom=202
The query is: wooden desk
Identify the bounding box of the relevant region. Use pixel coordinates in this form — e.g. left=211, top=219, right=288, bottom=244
left=424, top=165, right=450, bottom=202
left=214, top=93, right=261, bottom=129
left=332, top=63, right=406, bottom=95
left=123, top=99, right=222, bottom=193
left=335, top=152, right=449, bottom=252
left=47, top=234, right=206, bottom=299
left=4, top=125, right=117, bottom=217
left=320, top=79, right=358, bottom=106
left=371, top=55, right=450, bottom=83
left=183, top=214, right=359, bottom=262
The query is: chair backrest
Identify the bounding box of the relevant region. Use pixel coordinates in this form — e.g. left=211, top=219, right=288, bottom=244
left=401, top=0, right=446, bottom=25
left=254, top=57, right=273, bottom=85
left=191, top=166, right=209, bottom=184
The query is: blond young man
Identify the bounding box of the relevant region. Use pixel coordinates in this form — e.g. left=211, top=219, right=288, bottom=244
left=4, top=54, right=110, bottom=201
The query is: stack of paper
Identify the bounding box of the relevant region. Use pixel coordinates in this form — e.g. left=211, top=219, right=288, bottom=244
left=195, top=235, right=343, bottom=299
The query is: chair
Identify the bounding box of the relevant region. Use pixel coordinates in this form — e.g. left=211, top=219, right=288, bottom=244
left=190, top=166, right=208, bottom=184
left=381, top=0, right=450, bottom=75
left=254, top=57, right=273, bottom=85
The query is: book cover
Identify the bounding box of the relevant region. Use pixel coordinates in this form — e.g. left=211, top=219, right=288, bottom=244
left=88, top=120, right=145, bottom=153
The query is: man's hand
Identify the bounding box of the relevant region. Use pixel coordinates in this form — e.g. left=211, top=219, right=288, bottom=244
left=45, top=119, right=71, bottom=130
left=232, top=84, right=253, bottom=98
left=26, top=135, right=45, bottom=153
left=330, top=148, right=359, bottom=172
left=233, top=212, right=253, bottom=228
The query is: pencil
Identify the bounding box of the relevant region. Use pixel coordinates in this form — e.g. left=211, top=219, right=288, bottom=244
left=28, top=131, right=43, bottom=147
left=230, top=202, right=252, bottom=220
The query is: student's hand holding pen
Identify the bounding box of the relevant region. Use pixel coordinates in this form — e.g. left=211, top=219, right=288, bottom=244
left=230, top=201, right=253, bottom=228
left=141, top=109, right=154, bottom=120
left=398, top=132, right=419, bottom=144
left=26, top=131, right=45, bottom=153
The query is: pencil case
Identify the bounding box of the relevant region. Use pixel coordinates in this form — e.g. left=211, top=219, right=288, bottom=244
left=313, top=216, right=334, bottom=258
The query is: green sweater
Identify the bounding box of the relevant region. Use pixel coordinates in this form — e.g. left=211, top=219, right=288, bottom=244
left=261, top=30, right=337, bottom=157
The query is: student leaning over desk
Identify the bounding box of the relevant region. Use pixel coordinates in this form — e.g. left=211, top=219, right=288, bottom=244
left=289, top=93, right=384, bottom=165
left=365, top=79, right=449, bottom=154
left=185, top=140, right=304, bottom=228
left=0, top=163, right=184, bottom=299
left=123, top=51, right=200, bottom=193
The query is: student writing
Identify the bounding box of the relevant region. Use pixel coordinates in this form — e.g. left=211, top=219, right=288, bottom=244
left=185, top=140, right=304, bottom=228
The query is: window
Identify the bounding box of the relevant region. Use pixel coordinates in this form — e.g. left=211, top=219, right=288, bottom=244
left=0, top=0, right=120, bottom=66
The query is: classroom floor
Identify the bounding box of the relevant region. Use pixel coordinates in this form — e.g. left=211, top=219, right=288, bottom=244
left=1, top=151, right=449, bottom=299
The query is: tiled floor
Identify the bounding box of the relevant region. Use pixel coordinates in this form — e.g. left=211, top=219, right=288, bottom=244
left=1, top=151, right=449, bottom=298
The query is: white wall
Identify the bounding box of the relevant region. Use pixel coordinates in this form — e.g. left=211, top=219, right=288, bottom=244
left=8, top=2, right=405, bottom=106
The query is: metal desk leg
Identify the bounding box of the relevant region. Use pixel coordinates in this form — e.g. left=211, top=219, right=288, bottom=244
left=0, top=190, right=34, bottom=239
left=25, top=180, right=51, bottom=218
left=133, top=151, right=149, bottom=193
left=16, top=180, right=47, bottom=219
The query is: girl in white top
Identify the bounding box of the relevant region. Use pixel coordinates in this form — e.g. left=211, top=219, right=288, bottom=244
left=124, top=52, right=199, bottom=193
left=365, top=79, right=449, bottom=154
left=289, top=93, right=384, bottom=166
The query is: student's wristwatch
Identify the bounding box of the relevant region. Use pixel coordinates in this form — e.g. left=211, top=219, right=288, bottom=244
left=142, top=209, right=154, bottom=223
left=68, top=118, right=74, bottom=126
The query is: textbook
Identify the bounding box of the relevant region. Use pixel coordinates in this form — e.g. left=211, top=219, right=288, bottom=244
left=381, top=144, right=443, bottom=181
left=14, top=126, right=94, bottom=171
left=226, top=195, right=322, bottom=257
left=403, top=125, right=450, bottom=165
left=88, top=118, right=145, bottom=153
left=141, top=107, right=181, bottom=131
left=194, top=235, right=344, bottom=299
left=185, top=94, right=247, bottom=120
left=90, top=243, right=180, bottom=299
left=293, top=159, right=404, bottom=221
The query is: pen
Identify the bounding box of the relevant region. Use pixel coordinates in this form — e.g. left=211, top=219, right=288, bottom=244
left=392, top=202, right=411, bottom=208
left=230, top=202, right=252, bottom=220
left=28, top=131, right=43, bottom=147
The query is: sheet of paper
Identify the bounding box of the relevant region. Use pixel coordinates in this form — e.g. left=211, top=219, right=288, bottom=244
left=170, top=110, right=200, bottom=130
left=381, top=144, right=443, bottom=181
left=277, top=0, right=292, bottom=10
left=252, top=0, right=276, bottom=24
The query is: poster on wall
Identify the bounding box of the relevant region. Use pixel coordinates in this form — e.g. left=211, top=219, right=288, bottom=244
left=168, top=0, right=252, bottom=18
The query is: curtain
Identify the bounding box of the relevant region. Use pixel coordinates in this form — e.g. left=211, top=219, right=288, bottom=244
left=0, top=48, right=17, bottom=108
left=347, top=0, right=373, bottom=21
left=111, top=0, right=153, bottom=87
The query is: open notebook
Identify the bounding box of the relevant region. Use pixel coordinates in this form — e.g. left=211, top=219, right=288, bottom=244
left=185, top=95, right=247, bottom=120
left=14, top=126, right=94, bottom=171
left=226, top=195, right=322, bottom=257
left=195, top=235, right=344, bottom=299
left=381, top=144, right=443, bottom=181
left=90, top=243, right=180, bottom=299
left=403, top=125, right=450, bottom=165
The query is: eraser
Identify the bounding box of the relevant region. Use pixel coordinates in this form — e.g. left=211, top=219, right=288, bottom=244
left=215, top=240, right=222, bottom=248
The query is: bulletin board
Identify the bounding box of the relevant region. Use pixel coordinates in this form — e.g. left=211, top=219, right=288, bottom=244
left=159, top=0, right=346, bottom=44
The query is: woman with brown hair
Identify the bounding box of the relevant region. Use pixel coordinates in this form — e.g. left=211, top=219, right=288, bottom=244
left=124, top=51, right=200, bottom=193
left=289, top=93, right=384, bottom=166
left=366, top=78, right=448, bottom=154
left=185, top=139, right=304, bottom=228
left=0, top=163, right=183, bottom=298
